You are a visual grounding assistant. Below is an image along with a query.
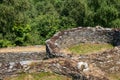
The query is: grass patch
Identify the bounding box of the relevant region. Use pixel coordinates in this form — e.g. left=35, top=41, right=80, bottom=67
left=5, top=72, right=71, bottom=80
left=64, top=43, right=113, bottom=55
left=107, top=73, right=120, bottom=80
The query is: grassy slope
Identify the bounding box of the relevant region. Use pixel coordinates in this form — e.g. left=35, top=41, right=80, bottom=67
left=5, top=72, right=71, bottom=80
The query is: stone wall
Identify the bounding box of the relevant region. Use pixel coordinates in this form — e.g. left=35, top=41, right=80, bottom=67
left=0, top=51, right=46, bottom=79
left=46, top=26, right=120, bottom=57
left=0, top=52, right=46, bottom=62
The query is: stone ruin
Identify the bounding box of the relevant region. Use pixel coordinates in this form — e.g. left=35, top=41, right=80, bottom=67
left=1, top=26, right=120, bottom=80
left=45, top=26, right=120, bottom=79
left=46, top=26, right=120, bottom=57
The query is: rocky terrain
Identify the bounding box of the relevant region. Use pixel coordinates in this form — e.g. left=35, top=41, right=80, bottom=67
left=0, top=46, right=120, bottom=80
left=0, top=27, right=120, bottom=80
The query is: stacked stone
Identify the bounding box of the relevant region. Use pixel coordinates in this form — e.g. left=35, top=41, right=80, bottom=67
left=46, top=26, right=120, bottom=58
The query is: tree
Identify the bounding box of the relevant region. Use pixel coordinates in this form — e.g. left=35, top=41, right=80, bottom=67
left=32, top=14, right=60, bottom=44
left=0, top=4, right=15, bottom=35
left=0, top=0, right=119, bottom=47
left=109, top=19, right=120, bottom=28
left=0, top=0, right=36, bottom=46
left=94, top=2, right=119, bottom=27
left=59, top=0, right=94, bottom=26
left=35, top=0, right=58, bottom=15
left=12, top=24, right=31, bottom=45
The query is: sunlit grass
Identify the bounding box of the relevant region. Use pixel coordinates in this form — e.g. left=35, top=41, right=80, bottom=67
left=66, top=43, right=114, bottom=55
left=5, top=72, right=71, bottom=80
left=107, top=73, right=120, bottom=80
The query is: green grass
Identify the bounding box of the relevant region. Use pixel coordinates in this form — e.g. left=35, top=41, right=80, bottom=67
left=67, top=43, right=113, bottom=55
left=5, top=72, right=71, bottom=80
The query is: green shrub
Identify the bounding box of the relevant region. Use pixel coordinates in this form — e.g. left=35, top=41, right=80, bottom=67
left=0, top=39, right=13, bottom=47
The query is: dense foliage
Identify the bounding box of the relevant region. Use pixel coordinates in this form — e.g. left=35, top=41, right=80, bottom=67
left=0, top=0, right=120, bottom=47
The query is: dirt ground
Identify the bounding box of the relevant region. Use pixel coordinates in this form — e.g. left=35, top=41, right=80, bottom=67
left=0, top=45, right=45, bottom=53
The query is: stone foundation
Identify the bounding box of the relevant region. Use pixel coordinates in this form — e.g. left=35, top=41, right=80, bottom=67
left=46, top=26, right=120, bottom=57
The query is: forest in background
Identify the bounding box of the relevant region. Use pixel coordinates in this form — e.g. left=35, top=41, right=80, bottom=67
left=0, top=0, right=120, bottom=47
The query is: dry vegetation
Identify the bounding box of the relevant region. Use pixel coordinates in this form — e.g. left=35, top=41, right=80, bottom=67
left=107, top=73, right=120, bottom=80
left=0, top=45, right=45, bottom=53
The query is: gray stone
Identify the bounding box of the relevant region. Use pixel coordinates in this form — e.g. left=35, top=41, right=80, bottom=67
left=46, top=27, right=120, bottom=57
